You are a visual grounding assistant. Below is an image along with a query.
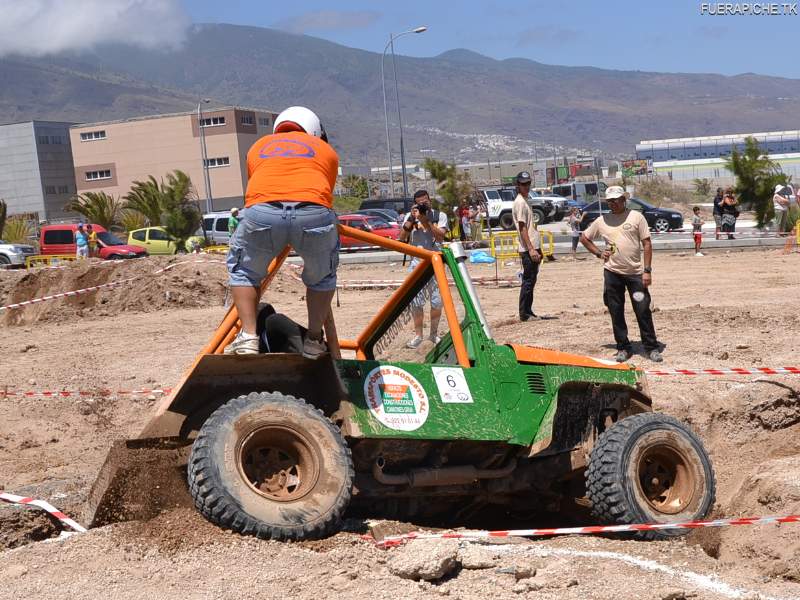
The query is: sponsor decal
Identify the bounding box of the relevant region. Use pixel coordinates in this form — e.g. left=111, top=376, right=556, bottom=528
left=258, top=138, right=315, bottom=159
left=364, top=366, right=429, bottom=431
left=432, top=367, right=474, bottom=403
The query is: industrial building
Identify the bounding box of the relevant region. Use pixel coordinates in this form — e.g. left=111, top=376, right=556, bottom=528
left=70, top=106, right=280, bottom=212
left=636, top=130, right=800, bottom=186
left=0, top=120, right=77, bottom=220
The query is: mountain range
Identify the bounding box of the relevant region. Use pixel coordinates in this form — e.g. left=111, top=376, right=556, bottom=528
left=2, top=23, right=799, bottom=162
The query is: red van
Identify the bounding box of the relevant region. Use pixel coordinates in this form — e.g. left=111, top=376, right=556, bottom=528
left=39, top=224, right=148, bottom=260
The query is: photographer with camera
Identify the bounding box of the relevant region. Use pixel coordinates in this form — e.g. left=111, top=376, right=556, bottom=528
left=399, top=190, right=450, bottom=348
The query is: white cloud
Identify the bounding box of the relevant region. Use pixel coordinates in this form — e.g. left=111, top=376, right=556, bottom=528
left=0, top=0, right=190, bottom=57
left=273, top=10, right=380, bottom=34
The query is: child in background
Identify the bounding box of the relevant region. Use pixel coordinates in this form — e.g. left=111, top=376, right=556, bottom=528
left=692, top=206, right=705, bottom=257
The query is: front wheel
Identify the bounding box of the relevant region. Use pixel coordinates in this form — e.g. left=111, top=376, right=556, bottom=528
left=653, top=217, right=670, bottom=232
left=188, top=392, right=354, bottom=540
left=586, top=412, right=715, bottom=539
left=532, top=209, right=545, bottom=225
left=0, top=255, right=11, bottom=265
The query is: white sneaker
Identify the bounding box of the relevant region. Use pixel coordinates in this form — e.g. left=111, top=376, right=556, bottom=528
left=429, top=334, right=442, bottom=344
left=302, top=336, right=328, bottom=359
left=224, top=331, right=259, bottom=355
left=406, top=335, right=423, bottom=349
left=695, top=252, right=704, bottom=257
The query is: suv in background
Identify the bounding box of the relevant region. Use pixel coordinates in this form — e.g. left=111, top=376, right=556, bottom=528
left=0, top=239, right=37, bottom=267
left=552, top=181, right=607, bottom=207
left=358, top=197, right=413, bottom=215
left=478, top=187, right=554, bottom=230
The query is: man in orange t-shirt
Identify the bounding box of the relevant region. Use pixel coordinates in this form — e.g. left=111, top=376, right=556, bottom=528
left=225, top=106, right=340, bottom=358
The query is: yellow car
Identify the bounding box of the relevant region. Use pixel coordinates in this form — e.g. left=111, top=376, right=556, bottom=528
left=127, top=227, right=205, bottom=255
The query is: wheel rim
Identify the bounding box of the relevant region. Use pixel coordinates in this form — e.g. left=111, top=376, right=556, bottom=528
left=636, top=445, right=695, bottom=515
left=655, top=219, right=669, bottom=232
left=237, top=425, right=320, bottom=502
left=532, top=211, right=541, bottom=224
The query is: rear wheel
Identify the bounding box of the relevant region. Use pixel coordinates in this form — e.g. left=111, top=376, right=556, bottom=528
left=499, top=211, right=515, bottom=231
left=586, top=412, right=715, bottom=539
left=188, top=392, right=354, bottom=540
left=532, top=209, right=545, bottom=225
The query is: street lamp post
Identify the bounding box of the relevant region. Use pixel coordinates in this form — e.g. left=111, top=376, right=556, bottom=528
left=197, top=98, right=213, bottom=213
left=381, top=26, right=426, bottom=198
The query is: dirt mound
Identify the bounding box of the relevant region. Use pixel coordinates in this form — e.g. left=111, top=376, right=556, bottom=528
left=0, top=257, right=304, bottom=326
left=0, top=504, right=60, bottom=550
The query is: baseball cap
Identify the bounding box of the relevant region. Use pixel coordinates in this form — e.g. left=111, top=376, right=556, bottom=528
left=516, top=171, right=532, bottom=184
left=605, top=186, right=628, bottom=200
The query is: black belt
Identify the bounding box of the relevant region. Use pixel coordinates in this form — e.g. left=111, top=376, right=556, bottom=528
left=265, top=201, right=319, bottom=209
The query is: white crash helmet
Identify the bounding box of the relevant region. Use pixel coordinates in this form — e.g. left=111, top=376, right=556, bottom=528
left=273, top=106, right=324, bottom=138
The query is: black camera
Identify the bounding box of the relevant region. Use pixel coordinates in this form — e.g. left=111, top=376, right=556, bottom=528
left=417, top=204, right=429, bottom=215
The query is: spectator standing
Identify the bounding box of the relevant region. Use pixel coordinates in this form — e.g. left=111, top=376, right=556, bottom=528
left=86, top=224, right=98, bottom=258
left=460, top=201, right=471, bottom=241
left=399, top=190, right=449, bottom=347
left=469, top=203, right=482, bottom=242
left=512, top=171, right=543, bottom=321
left=720, top=191, right=739, bottom=240
left=567, top=207, right=584, bottom=260
left=772, top=184, right=791, bottom=232
left=580, top=186, right=662, bottom=363
left=692, top=206, right=705, bottom=256
left=712, top=187, right=724, bottom=240
left=224, top=106, right=339, bottom=358
left=228, top=207, right=240, bottom=236
left=75, top=224, right=89, bottom=259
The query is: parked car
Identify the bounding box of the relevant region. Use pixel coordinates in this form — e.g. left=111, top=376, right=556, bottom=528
left=353, top=208, right=401, bottom=225
left=0, top=239, right=37, bottom=267
left=338, top=214, right=400, bottom=249
left=202, top=211, right=234, bottom=245
left=579, top=197, right=684, bottom=232
left=39, top=224, right=147, bottom=259
left=358, top=197, right=413, bottom=214
left=531, top=190, right=568, bottom=222
left=127, top=227, right=204, bottom=254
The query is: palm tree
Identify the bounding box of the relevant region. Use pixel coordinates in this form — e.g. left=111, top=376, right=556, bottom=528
left=124, top=176, right=165, bottom=226
left=64, top=191, right=123, bottom=229
left=161, top=170, right=201, bottom=250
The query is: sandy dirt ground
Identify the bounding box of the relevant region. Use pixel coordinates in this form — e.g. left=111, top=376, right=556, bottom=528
left=1, top=247, right=799, bottom=600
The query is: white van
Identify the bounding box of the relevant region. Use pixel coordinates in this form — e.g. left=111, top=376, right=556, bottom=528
left=551, top=181, right=607, bottom=206
left=202, top=211, right=234, bottom=245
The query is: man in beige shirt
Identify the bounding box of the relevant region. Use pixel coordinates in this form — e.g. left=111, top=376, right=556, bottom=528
left=511, top=171, right=543, bottom=321
left=580, top=186, right=662, bottom=363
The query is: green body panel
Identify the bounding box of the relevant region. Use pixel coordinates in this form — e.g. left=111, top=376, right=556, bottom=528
left=340, top=247, right=642, bottom=448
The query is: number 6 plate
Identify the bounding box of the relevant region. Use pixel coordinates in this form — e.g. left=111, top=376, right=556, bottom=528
left=432, top=367, right=474, bottom=404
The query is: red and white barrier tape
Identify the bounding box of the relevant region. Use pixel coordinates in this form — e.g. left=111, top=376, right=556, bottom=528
left=371, top=514, right=800, bottom=547
left=0, top=492, right=87, bottom=533
left=0, top=259, right=224, bottom=312
left=645, top=367, right=800, bottom=376
left=1, top=388, right=170, bottom=399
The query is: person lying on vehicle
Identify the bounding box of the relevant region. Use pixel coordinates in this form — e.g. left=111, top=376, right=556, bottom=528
left=256, top=303, right=307, bottom=354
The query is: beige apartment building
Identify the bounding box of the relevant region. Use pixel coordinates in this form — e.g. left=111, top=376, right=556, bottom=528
left=70, top=106, right=279, bottom=212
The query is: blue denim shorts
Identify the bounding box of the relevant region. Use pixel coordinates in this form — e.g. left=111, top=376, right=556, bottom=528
left=227, top=202, right=340, bottom=291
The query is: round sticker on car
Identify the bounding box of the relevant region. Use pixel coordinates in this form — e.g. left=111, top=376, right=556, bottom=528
left=364, top=366, right=429, bottom=431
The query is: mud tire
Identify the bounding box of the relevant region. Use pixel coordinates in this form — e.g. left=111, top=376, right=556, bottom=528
left=499, top=211, right=515, bottom=231
left=188, top=391, right=354, bottom=540
left=586, top=412, right=715, bottom=540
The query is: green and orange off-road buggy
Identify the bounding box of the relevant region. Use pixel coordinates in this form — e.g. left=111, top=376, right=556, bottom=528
left=86, top=225, right=715, bottom=540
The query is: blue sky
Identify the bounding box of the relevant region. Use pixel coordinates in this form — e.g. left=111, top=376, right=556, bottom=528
left=185, top=0, right=800, bottom=78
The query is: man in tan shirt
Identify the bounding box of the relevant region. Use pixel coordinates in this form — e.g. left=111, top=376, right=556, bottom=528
left=580, top=186, right=662, bottom=363
left=511, top=171, right=543, bottom=321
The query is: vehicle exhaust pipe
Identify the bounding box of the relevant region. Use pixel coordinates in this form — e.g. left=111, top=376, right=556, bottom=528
left=372, top=456, right=517, bottom=487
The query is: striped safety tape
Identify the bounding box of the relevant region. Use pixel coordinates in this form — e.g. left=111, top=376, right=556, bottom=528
left=0, top=388, right=170, bottom=399
left=0, top=492, right=87, bottom=533
left=645, top=367, right=800, bottom=376
left=371, top=514, right=800, bottom=548
left=0, top=259, right=225, bottom=312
